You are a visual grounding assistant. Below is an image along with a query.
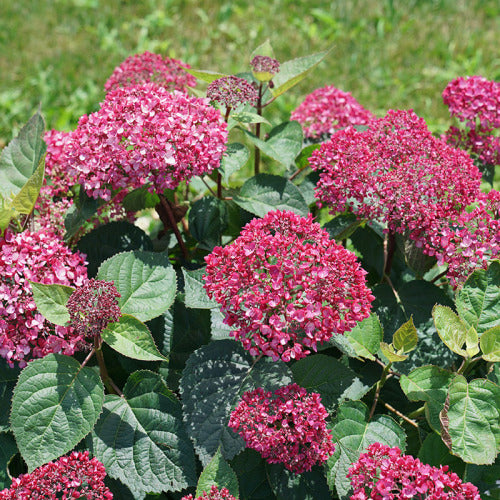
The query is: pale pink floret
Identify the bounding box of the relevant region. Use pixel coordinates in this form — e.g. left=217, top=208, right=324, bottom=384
left=204, top=210, right=373, bottom=362
left=0, top=229, right=87, bottom=367
left=181, top=485, right=238, bottom=500
left=348, top=443, right=481, bottom=499
left=104, top=51, right=196, bottom=93
left=61, top=83, right=228, bottom=200
left=291, top=85, right=374, bottom=139
left=228, top=383, right=335, bottom=474
left=0, top=451, right=113, bottom=499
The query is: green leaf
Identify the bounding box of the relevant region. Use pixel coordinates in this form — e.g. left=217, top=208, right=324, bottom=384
left=250, top=39, right=275, bottom=60
left=433, top=305, right=477, bottom=357
left=29, top=282, right=74, bottom=326
left=210, top=308, right=233, bottom=340
left=180, top=340, right=292, bottom=465
left=233, top=173, right=309, bottom=218
left=230, top=449, right=274, bottom=500
left=0, top=432, right=18, bottom=490
left=400, top=365, right=454, bottom=431
left=189, top=197, right=228, bottom=250
left=291, top=354, right=370, bottom=413
left=440, top=375, right=500, bottom=464
left=228, top=111, right=270, bottom=131
left=182, top=267, right=218, bottom=309
left=380, top=342, right=408, bottom=362
left=456, top=261, right=500, bottom=334
left=243, top=121, right=303, bottom=167
left=90, top=371, right=196, bottom=495
left=0, top=110, right=46, bottom=199
left=196, top=448, right=239, bottom=498
left=102, top=314, right=167, bottom=361
left=345, top=314, right=383, bottom=360
left=480, top=325, right=500, bottom=361
left=0, top=359, right=21, bottom=432
left=64, top=188, right=99, bottom=242
left=393, top=317, right=418, bottom=353
left=11, top=157, right=45, bottom=214
left=326, top=400, right=406, bottom=498
left=0, top=194, right=17, bottom=233
left=11, top=353, right=104, bottom=471
left=418, top=433, right=465, bottom=477
left=219, top=143, right=250, bottom=184
left=78, top=221, right=153, bottom=277
left=185, top=68, right=229, bottom=83
left=97, top=250, right=176, bottom=322
left=271, top=50, right=330, bottom=98
left=323, top=213, right=362, bottom=242
left=122, top=185, right=160, bottom=212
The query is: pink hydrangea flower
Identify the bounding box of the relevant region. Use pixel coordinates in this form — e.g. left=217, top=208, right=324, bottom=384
left=207, top=76, right=258, bottom=108
left=104, top=51, right=196, bottom=93
left=181, top=485, right=238, bottom=500
left=61, top=83, right=227, bottom=200
left=34, top=185, right=75, bottom=238
left=0, top=229, right=87, bottom=367
left=203, top=210, right=373, bottom=362
left=348, top=443, right=481, bottom=499
left=0, top=451, right=113, bottom=499
left=228, top=383, right=335, bottom=474
left=291, top=85, right=375, bottom=139
left=250, top=55, right=280, bottom=76
left=444, top=126, right=500, bottom=167
left=310, top=109, right=481, bottom=243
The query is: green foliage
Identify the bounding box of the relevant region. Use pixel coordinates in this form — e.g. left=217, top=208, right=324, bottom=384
left=0, top=433, right=18, bottom=490
left=480, top=326, right=500, bottom=362
left=196, top=448, right=239, bottom=498
left=219, top=143, right=250, bottom=184
left=0, top=360, right=20, bottom=432
left=29, top=282, right=74, bottom=326
left=189, top=197, right=228, bottom=250
left=343, top=314, right=383, bottom=361
left=182, top=268, right=218, bottom=309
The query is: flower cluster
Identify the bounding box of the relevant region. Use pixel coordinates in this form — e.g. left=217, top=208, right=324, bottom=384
left=60, top=82, right=227, bottom=200
left=0, top=451, right=113, bottom=499
left=104, top=51, right=196, bottom=93
left=347, top=443, right=481, bottom=499
left=0, top=229, right=87, bottom=367
left=228, top=383, right=335, bottom=474
left=34, top=185, right=74, bottom=238
left=67, top=279, right=121, bottom=337
left=181, top=485, right=238, bottom=500
left=291, top=85, right=375, bottom=140
left=444, top=126, right=499, bottom=167
left=310, top=109, right=482, bottom=243
left=250, top=55, right=280, bottom=75
left=207, top=76, right=258, bottom=108
left=203, top=210, right=373, bottom=362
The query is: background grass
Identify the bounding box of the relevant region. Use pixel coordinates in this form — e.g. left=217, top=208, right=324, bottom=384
left=0, top=0, right=499, bottom=145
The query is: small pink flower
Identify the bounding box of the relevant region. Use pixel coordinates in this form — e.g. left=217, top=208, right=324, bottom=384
left=207, top=76, right=258, bottom=108
left=181, top=485, right=238, bottom=500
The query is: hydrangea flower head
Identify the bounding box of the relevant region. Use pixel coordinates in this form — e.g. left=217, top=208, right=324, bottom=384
left=67, top=278, right=121, bottom=337
left=310, top=109, right=481, bottom=243
left=61, top=83, right=227, bottom=200
left=348, top=443, right=481, bottom=499
left=207, top=76, right=258, bottom=108
left=181, top=485, right=238, bottom=500
left=0, top=229, right=87, bottom=367
left=228, top=383, right=335, bottom=474
left=250, top=55, right=280, bottom=82
left=0, top=451, right=113, bottom=499
left=104, top=51, right=196, bottom=93
left=444, top=126, right=500, bottom=167
left=291, top=85, right=375, bottom=139
left=204, top=210, right=373, bottom=362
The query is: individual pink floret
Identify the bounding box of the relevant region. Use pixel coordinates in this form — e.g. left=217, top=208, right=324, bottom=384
left=181, top=485, right=238, bottom=500
left=348, top=443, right=481, bottom=499
left=291, top=85, right=374, bottom=139
left=60, top=83, right=227, bottom=200
left=0, top=451, right=113, bottom=499
left=0, top=229, right=87, bottom=367
left=228, top=383, right=335, bottom=474
left=204, top=210, right=373, bottom=362
left=104, top=51, right=196, bottom=93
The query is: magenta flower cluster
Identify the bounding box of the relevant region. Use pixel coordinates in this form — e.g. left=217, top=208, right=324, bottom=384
left=310, top=109, right=482, bottom=244
left=203, top=210, right=373, bottom=362
left=104, top=51, right=196, bottom=93
left=291, top=85, right=375, bottom=139
left=228, top=383, right=335, bottom=474
left=347, top=443, right=481, bottom=499
left=250, top=55, right=280, bottom=76
left=182, top=485, right=238, bottom=500
left=207, top=76, right=258, bottom=108
left=0, top=451, right=113, bottom=499
left=60, top=82, right=228, bottom=200
left=67, top=278, right=122, bottom=337
left=0, top=229, right=87, bottom=367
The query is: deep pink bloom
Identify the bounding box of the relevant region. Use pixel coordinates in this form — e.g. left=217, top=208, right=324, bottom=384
left=181, top=485, right=238, bottom=500
left=0, top=229, right=87, bottom=367
left=104, top=51, right=196, bottom=93
left=291, top=85, right=375, bottom=139
left=207, top=76, right=258, bottom=108
left=203, top=210, right=373, bottom=362
left=61, top=83, right=227, bottom=200
left=444, top=126, right=500, bottom=167
left=250, top=55, right=280, bottom=76
left=34, top=185, right=75, bottom=238
left=0, top=451, right=113, bottom=499
left=348, top=443, right=481, bottom=499
left=228, top=383, right=335, bottom=474
left=310, top=109, right=481, bottom=244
